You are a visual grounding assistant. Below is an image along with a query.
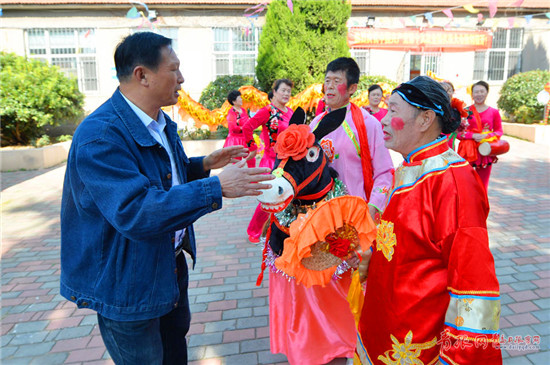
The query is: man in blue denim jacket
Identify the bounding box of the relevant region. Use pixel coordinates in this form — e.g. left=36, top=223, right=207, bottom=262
left=60, top=32, right=272, bottom=364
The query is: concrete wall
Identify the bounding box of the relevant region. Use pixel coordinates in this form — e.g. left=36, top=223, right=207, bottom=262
left=1, top=142, right=71, bottom=172
left=502, top=122, right=550, bottom=145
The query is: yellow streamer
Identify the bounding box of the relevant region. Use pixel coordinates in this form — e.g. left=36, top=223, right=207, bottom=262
left=176, top=82, right=394, bottom=128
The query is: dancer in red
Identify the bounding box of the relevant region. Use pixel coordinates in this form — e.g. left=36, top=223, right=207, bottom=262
left=357, top=76, right=502, bottom=364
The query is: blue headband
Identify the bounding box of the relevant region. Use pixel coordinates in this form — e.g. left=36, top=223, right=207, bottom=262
left=393, top=83, right=444, bottom=116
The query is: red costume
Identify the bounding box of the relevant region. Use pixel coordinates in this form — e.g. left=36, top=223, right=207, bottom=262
left=358, top=136, right=502, bottom=364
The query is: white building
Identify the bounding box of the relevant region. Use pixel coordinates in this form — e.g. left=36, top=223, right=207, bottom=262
left=1, top=0, right=549, bottom=111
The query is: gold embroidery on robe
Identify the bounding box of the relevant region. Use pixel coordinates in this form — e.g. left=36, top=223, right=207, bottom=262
left=378, top=330, right=438, bottom=365
left=376, top=220, right=397, bottom=261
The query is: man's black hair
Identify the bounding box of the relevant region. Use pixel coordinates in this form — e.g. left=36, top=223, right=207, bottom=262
left=114, top=32, right=172, bottom=82
left=325, top=57, right=360, bottom=86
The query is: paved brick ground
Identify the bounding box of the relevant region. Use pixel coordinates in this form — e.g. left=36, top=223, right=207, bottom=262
left=1, top=136, right=549, bottom=364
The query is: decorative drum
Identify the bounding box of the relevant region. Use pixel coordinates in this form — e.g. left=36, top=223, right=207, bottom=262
left=478, top=139, right=510, bottom=156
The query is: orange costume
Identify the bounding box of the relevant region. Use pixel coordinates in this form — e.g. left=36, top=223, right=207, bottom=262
left=358, top=136, right=502, bottom=364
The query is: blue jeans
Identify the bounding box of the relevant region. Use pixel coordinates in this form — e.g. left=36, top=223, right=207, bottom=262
left=97, top=253, right=190, bottom=365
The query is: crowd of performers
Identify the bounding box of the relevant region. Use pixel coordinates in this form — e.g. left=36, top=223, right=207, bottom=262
left=225, top=57, right=504, bottom=364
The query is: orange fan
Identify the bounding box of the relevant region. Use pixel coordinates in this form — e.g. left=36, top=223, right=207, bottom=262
left=275, top=196, right=376, bottom=288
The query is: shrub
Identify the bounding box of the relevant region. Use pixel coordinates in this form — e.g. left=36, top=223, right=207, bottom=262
left=179, top=125, right=211, bottom=140
left=0, top=52, right=84, bottom=146
left=35, top=134, right=51, bottom=148
left=214, top=125, right=229, bottom=140
left=497, top=70, right=550, bottom=124
left=256, top=0, right=351, bottom=93
left=57, top=135, right=73, bottom=142
left=357, top=75, right=398, bottom=93
left=199, top=75, right=255, bottom=110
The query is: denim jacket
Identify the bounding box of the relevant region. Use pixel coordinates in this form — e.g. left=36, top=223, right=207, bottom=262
left=60, top=89, right=222, bottom=321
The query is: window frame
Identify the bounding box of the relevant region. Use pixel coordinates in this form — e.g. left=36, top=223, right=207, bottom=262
left=473, top=28, right=523, bottom=82
left=24, top=28, right=99, bottom=93
left=351, top=49, right=371, bottom=76
left=212, top=27, right=261, bottom=78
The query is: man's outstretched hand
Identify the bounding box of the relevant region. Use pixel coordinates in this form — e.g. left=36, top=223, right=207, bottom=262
left=203, top=146, right=249, bottom=171
left=217, top=159, right=274, bottom=198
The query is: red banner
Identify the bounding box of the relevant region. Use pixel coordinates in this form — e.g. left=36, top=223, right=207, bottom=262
left=348, top=27, right=493, bottom=52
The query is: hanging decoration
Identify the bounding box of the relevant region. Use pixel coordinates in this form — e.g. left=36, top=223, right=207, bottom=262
left=511, top=0, right=524, bottom=7
left=287, top=0, right=294, bottom=14
left=477, top=13, right=484, bottom=24
left=424, top=13, right=434, bottom=25
left=507, top=17, right=515, bottom=28
left=442, top=9, right=454, bottom=20
left=488, top=0, right=498, bottom=18
left=244, top=2, right=268, bottom=18
left=463, top=4, right=479, bottom=13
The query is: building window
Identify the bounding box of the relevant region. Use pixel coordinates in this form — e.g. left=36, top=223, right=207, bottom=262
left=212, top=27, right=261, bottom=78
left=25, top=28, right=98, bottom=92
left=351, top=49, right=370, bottom=76
left=409, top=53, right=441, bottom=80
left=473, top=28, right=523, bottom=81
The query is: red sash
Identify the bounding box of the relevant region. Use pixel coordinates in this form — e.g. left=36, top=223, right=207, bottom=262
left=350, top=103, right=374, bottom=201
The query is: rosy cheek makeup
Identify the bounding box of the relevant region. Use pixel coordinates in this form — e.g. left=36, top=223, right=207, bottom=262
left=391, top=117, right=404, bottom=130
left=337, top=84, right=347, bottom=96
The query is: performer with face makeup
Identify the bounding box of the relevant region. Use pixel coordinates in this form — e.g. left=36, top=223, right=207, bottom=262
left=356, top=76, right=502, bottom=365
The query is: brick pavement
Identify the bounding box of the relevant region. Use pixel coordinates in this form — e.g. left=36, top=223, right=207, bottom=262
left=1, top=136, right=549, bottom=364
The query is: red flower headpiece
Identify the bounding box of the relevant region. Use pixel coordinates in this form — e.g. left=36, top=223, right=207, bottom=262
left=451, top=97, right=469, bottom=118
left=274, top=124, right=315, bottom=161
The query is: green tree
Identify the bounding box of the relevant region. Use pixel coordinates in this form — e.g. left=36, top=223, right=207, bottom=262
left=256, top=0, right=351, bottom=93
left=497, top=70, right=550, bottom=124
left=198, top=75, right=255, bottom=110
left=0, top=52, right=84, bottom=146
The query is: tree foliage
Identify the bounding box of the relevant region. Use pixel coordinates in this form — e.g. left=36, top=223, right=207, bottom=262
left=256, top=0, right=351, bottom=93
left=0, top=52, right=84, bottom=146
left=357, top=75, right=398, bottom=93
left=497, top=70, right=550, bottom=124
left=198, top=75, right=255, bottom=110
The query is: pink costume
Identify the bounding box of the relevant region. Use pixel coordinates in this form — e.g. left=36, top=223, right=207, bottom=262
left=457, top=106, right=502, bottom=189
left=243, top=104, right=293, bottom=240
left=223, top=107, right=255, bottom=168
left=268, top=104, right=394, bottom=364
left=363, top=106, right=388, bottom=122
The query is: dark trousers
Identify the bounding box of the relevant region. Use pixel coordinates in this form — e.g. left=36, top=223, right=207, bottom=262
left=97, top=253, right=190, bottom=365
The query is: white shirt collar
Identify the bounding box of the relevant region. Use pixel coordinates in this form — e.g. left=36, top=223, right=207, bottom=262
left=120, top=92, right=165, bottom=133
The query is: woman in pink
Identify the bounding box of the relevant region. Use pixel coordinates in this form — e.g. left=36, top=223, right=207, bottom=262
left=243, top=79, right=294, bottom=244
left=223, top=90, right=255, bottom=168
left=457, top=80, right=503, bottom=189
left=362, top=84, right=388, bottom=122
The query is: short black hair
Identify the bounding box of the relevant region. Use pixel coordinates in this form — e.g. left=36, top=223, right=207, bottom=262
left=272, top=79, right=294, bottom=92
left=368, top=84, right=383, bottom=94
left=405, top=76, right=456, bottom=134
left=114, top=32, right=172, bottom=82
left=473, top=80, right=489, bottom=93
left=267, top=90, right=274, bottom=101
left=227, top=90, right=241, bottom=105
left=325, top=57, right=360, bottom=86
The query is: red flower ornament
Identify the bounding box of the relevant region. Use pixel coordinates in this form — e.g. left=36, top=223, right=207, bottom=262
left=275, top=124, right=315, bottom=161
